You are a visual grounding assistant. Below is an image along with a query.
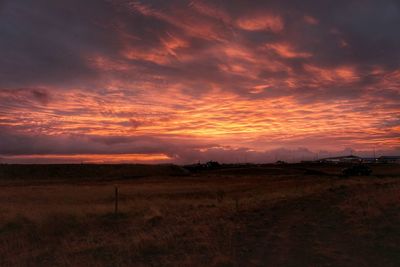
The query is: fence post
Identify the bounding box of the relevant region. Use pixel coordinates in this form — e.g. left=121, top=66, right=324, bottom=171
left=115, top=186, right=119, bottom=214
left=235, top=197, right=239, bottom=212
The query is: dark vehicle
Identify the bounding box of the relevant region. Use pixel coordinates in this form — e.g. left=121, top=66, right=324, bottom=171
left=184, top=161, right=221, bottom=172
left=342, top=164, right=372, bottom=176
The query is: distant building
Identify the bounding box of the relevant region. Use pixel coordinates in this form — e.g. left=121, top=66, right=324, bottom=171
left=319, top=155, right=361, bottom=164
left=378, top=156, right=400, bottom=164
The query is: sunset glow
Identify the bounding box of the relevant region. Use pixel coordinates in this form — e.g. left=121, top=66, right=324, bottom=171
left=0, top=0, right=399, bottom=163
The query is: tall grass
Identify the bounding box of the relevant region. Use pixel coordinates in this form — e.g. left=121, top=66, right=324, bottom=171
left=1, top=172, right=399, bottom=266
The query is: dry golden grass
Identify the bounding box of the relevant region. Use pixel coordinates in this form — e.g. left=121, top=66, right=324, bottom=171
left=1, top=165, right=400, bottom=266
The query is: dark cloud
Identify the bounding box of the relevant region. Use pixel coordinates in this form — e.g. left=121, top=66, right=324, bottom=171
left=1, top=128, right=398, bottom=163
left=1, top=0, right=399, bottom=95
left=0, top=127, right=167, bottom=155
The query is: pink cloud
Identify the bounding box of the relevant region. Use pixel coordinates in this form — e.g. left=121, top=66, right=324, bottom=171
left=236, top=14, right=284, bottom=32
left=304, top=15, right=319, bottom=25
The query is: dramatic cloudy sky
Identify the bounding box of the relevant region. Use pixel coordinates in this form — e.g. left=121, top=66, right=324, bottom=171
left=0, top=0, right=399, bottom=163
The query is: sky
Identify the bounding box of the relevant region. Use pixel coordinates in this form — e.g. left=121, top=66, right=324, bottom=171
left=0, top=0, right=399, bottom=163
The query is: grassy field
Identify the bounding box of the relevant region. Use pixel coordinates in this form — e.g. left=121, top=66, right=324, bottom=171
left=0, top=164, right=400, bottom=266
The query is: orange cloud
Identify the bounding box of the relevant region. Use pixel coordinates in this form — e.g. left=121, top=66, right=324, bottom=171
left=130, top=1, right=228, bottom=41
left=304, top=64, right=359, bottom=83
left=189, top=0, right=231, bottom=24
left=304, top=15, right=319, bottom=25
left=160, top=33, right=189, bottom=57
left=1, top=83, right=398, bottom=160
left=237, top=14, right=284, bottom=32
left=88, top=55, right=130, bottom=72
left=266, top=43, right=312, bottom=58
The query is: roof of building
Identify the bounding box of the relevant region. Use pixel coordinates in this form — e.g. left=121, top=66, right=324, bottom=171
left=321, top=155, right=360, bottom=160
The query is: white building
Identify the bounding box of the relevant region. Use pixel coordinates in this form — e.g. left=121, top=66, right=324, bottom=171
left=319, top=155, right=361, bottom=164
